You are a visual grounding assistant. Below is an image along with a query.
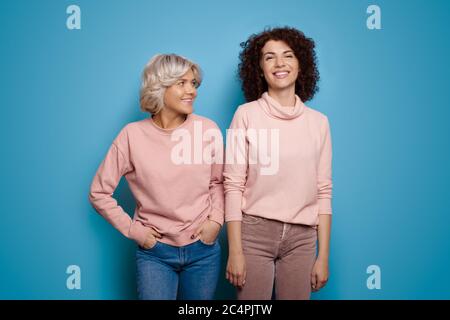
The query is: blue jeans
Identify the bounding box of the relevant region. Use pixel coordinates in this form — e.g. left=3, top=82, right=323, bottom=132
left=136, top=239, right=221, bottom=300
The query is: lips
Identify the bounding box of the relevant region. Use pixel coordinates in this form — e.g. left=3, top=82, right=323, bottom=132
left=273, top=71, right=289, bottom=79
left=181, top=98, right=194, bottom=103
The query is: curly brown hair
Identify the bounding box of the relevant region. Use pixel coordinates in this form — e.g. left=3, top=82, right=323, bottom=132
left=238, top=27, right=320, bottom=102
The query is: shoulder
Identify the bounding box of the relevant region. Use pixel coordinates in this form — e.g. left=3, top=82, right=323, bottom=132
left=230, top=100, right=261, bottom=125
left=304, top=105, right=330, bottom=128
left=189, top=113, right=221, bottom=130
left=189, top=114, right=224, bottom=144
left=113, top=118, right=148, bottom=145
left=125, top=118, right=149, bottom=130
left=304, top=105, right=328, bottom=122
left=235, top=100, right=260, bottom=115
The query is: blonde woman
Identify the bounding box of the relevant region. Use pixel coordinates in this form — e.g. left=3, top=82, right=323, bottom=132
left=89, top=54, right=224, bottom=300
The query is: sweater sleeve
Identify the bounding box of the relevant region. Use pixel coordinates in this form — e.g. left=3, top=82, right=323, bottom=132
left=207, top=125, right=225, bottom=226
left=317, top=116, right=333, bottom=214
left=88, top=128, right=150, bottom=246
left=223, top=107, right=249, bottom=222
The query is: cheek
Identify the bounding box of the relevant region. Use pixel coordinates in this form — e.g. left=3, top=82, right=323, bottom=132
left=171, top=87, right=183, bottom=98
left=164, top=88, right=178, bottom=106
left=260, top=61, right=270, bottom=75
left=292, top=60, right=300, bottom=74
left=263, top=64, right=272, bottom=76
left=163, top=90, right=171, bottom=102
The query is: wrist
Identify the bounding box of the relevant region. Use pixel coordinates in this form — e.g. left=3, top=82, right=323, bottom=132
left=229, top=248, right=244, bottom=256
left=317, top=253, right=329, bottom=261
left=207, top=219, right=221, bottom=229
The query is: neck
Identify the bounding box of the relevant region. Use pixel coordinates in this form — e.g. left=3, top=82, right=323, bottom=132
left=152, top=110, right=188, bottom=129
left=268, top=87, right=296, bottom=106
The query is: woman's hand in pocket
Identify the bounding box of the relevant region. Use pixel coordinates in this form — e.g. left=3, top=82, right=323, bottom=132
left=192, top=219, right=221, bottom=244
left=142, top=228, right=162, bottom=249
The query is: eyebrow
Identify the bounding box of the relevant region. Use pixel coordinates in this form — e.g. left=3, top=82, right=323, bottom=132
left=177, top=78, right=196, bottom=81
left=263, top=50, right=294, bottom=56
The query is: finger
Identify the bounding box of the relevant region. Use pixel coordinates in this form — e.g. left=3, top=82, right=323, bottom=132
left=226, top=269, right=236, bottom=280
left=229, top=273, right=235, bottom=286
left=236, top=275, right=242, bottom=287
left=237, top=273, right=245, bottom=287
left=149, top=229, right=162, bottom=238
left=228, top=273, right=234, bottom=285
left=232, top=274, right=239, bottom=287
left=311, top=273, right=317, bottom=291
left=317, top=278, right=328, bottom=290
left=317, top=282, right=324, bottom=291
left=191, top=225, right=203, bottom=239
left=229, top=274, right=236, bottom=286
left=242, top=269, right=247, bottom=287
left=226, top=268, right=232, bottom=281
left=145, top=236, right=157, bottom=248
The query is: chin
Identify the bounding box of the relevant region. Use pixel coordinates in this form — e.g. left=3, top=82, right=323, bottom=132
left=270, top=80, right=296, bottom=90
left=178, top=106, right=193, bottom=115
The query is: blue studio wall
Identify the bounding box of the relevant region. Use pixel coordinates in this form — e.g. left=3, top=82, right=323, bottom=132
left=1, top=0, right=449, bottom=299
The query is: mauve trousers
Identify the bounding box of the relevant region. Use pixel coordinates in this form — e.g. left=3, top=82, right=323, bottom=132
left=237, top=213, right=318, bottom=300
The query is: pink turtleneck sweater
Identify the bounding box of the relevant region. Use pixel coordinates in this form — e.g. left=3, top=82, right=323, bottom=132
left=223, top=92, right=332, bottom=226
left=89, top=113, right=224, bottom=247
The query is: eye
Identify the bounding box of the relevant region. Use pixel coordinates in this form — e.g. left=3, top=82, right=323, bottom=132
left=285, top=55, right=294, bottom=58
left=265, top=56, right=273, bottom=61
left=192, top=80, right=198, bottom=88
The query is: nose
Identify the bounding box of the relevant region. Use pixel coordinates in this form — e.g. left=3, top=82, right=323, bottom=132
left=275, top=56, right=285, bottom=68
left=184, top=82, right=196, bottom=96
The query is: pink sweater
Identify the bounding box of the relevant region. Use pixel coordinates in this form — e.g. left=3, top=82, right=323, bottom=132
left=223, top=92, right=332, bottom=226
left=89, top=113, right=224, bottom=247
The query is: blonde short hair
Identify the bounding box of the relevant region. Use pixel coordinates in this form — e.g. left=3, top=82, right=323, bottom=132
left=139, top=54, right=202, bottom=115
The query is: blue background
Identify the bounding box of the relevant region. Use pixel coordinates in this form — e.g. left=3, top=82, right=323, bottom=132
left=1, top=0, right=449, bottom=299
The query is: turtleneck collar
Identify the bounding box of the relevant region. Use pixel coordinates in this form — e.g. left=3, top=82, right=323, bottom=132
left=258, top=92, right=305, bottom=120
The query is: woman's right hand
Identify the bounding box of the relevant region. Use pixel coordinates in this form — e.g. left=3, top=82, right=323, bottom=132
left=226, top=252, right=247, bottom=287
left=142, top=228, right=162, bottom=249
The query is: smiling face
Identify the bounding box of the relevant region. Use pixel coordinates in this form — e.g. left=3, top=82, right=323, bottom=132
left=163, top=69, right=198, bottom=116
left=260, top=40, right=300, bottom=93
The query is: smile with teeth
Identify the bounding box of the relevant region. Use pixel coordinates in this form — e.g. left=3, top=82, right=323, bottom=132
left=181, top=98, right=194, bottom=103
left=273, top=71, right=289, bottom=79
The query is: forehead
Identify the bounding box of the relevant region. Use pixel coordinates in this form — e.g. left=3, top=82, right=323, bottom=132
left=261, top=40, right=293, bottom=53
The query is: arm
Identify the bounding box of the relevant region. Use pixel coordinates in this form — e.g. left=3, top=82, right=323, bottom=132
left=223, top=107, right=248, bottom=222
left=192, top=127, right=224, bottom=242
left=223, top=107, right=249, bottom=287
left=317, top=214, right=331, bottom=261
left=225, top=221, right=246, bottom=287
left=311, top=117, right=333, bottom=291
left=88, top=129, right=151, bottom=247
left=312, top=214, right=331, bottom=291
left=207, top=127, right=225, bottom=226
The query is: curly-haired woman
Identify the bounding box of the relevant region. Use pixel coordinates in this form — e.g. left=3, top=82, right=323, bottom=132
left=89, top=54, right=224, bottom=300
left=224, top=27, right=333, bottom=300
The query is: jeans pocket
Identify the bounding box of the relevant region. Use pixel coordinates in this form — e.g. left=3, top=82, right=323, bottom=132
left=198, top=238, right=216, bottom=247
left=139, top=240, right=159, bottom=251
left=242, top=213, right=262, bottom=225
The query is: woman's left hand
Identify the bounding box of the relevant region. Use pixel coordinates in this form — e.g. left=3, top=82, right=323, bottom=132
left=191, top=219, right=221, bottom=244
left=311, top=257, right=329, bottom=292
